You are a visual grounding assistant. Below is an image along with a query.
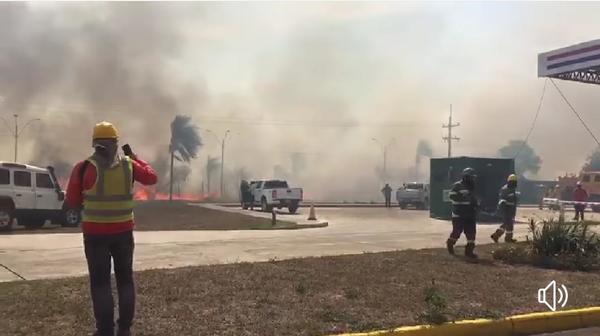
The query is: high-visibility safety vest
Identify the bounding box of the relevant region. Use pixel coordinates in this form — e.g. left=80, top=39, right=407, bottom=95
left=82, top=156, right=134, bottom=223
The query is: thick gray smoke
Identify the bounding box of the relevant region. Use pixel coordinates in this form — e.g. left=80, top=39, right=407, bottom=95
left=2, top=3, right=600, bottom=202
left=416, top=140, right=433, bottom=164
left=0, top=3, right=199, bottom=181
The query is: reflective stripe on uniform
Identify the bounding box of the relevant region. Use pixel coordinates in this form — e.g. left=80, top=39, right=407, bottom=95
left=84, top=209, right=134, bottom=217
left=467, top=240, right=475, bottom=243
left=84, top=194, right=134, bottom=202
left=452, top=201, right=471, bottom=205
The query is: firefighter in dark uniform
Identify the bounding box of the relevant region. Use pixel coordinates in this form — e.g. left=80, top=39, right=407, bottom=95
left=446, top=167, right=479, bottom=258
left=491, top=174, right=519, bottom=243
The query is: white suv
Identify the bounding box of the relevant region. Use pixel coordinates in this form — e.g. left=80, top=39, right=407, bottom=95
left=0, top=162, right=81, bottom=231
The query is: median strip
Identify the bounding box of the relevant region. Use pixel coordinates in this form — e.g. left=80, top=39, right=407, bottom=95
left=334, top=307, right=600, bottom=336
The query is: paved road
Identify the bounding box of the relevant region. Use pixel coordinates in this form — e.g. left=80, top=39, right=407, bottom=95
left=536, top=328, right=600, bottom=335
left=0, top=206, right=542, bottom=282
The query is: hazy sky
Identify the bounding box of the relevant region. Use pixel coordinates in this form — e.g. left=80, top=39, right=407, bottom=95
left=1, top=2, right=600, bottom=199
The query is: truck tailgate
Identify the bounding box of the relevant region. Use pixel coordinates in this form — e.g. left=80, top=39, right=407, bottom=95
left=273, top=188, right=302, bottom=200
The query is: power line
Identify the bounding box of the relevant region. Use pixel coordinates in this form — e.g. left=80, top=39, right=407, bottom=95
left=196, top=117, right=425, bottom=128
left=514, top=78, right=548, bottom=159
left=550, top=78, right=600, bottom=147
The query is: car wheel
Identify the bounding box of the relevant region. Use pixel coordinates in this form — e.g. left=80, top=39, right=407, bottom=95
left=288, top=204, right=299, bottom=214
left=0, top=208, right=14, bottom=232
left=399, top=203, right=407, bottom=209
left=63, top=208, right=81, bottom=227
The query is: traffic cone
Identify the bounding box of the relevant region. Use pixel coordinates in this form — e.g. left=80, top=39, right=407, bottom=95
left=307, top=202, right=317, bottom=221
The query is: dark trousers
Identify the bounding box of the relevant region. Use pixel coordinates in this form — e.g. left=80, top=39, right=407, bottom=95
left=450, top=217, right=476, bottom=242
left=84, top=231, right=135, bottom=336
left=574, top=204, right=586, bottom=221
left=500, top=213, right=515, bottom=232
left=385, top=196, right=391, bottom=208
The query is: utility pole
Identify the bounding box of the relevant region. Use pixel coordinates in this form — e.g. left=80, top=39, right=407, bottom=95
left=371, top=138, right=396, bottom=181
left=442, top=104, right=460, bottom=158
left=1, top=114, right=41, bottom=162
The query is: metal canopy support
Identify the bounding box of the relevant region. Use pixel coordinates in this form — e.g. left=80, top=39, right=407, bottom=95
left=552, top=70, right=600, bottom=85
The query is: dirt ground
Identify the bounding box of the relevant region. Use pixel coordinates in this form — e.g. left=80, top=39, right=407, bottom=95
left=3, top=201, right=293, bottom=234
left=2, top=245, right=600, bottom=336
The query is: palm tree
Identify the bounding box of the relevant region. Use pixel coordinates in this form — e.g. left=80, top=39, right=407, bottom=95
left=169, top=115, right=202, bottom=201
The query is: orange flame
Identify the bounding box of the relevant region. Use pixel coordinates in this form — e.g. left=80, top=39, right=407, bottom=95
left=133, top=186, right=217, bottom=202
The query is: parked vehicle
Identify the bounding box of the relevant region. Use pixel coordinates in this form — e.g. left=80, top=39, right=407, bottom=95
left=396, top=182, right=429, bottom=210
left=0, top=162, right=81, bottom=231
left=249, top=179, right=303, bottom=213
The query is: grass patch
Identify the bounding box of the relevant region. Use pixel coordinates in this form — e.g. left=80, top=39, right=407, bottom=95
left=2, top=246, right=600, bottom=335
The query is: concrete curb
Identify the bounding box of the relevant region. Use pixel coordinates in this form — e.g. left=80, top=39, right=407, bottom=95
left=334, top=307, right=600, bottom=336
left=192, top=203, right=329, bottom=229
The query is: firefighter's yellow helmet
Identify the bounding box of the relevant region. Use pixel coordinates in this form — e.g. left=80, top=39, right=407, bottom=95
left=92, top=121, right=119, bottom=140
left=508, top=174, right=518, bottom=182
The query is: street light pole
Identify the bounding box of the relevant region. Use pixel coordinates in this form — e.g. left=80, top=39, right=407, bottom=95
left=203, top=129, right=231, bottom=198
left=14, top=114, right=17, bottom=163
left=220, top=130, right=230, bottom=197
left=371, top=137, right=396, bottom=181
left=1, top=114, right=41, bottom=162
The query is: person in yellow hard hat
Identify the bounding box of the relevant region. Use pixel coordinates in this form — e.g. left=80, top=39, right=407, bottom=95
left=66, top=121, right=158, bottom=336
left=491, top=174, right=519, bottom=243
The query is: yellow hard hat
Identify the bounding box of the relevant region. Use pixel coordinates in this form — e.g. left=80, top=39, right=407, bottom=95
left=508, top=174, right=517, bottom=182
left=93, top=121, right=119, bottom=140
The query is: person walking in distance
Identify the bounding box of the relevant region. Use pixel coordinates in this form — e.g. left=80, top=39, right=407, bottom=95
left=573, top=181, right=589, bottom=222
left=446, top=168, right=479, bottom=258
left=491, top=174, right=519, bottom=243
left=381, top=183, right=393, bottom=208
left=66, top=121, right=158, bottom=336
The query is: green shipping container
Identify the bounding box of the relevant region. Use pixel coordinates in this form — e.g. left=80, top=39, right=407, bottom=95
left=430, top=157, right=515, bottom=221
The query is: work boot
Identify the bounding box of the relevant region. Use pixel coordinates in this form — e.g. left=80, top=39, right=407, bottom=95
left=465, top=242, right=478, bottom=259
left=504, top=233, right=517, bottom=243
left=490, top=229, right=504, bottom=243
left=446, top=239, right=456, bottom=255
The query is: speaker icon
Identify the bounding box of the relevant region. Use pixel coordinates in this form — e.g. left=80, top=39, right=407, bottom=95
left=538, top=280, right=569, bottom=311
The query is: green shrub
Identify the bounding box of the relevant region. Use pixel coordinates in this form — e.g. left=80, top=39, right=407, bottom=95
left=529, top=220, right=600, bottom=256
left=419, top=280, right=448, bottom=325
left=493, top=220, right=600, bottom=271
left=528, top=219, right=600, bottom=271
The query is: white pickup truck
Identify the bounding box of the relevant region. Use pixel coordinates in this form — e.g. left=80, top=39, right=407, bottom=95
left=0, top=162, right=81, bottom=231
left=250, top=179, right=303, bottom=213
left=396, top=182, right=429, bottom=210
